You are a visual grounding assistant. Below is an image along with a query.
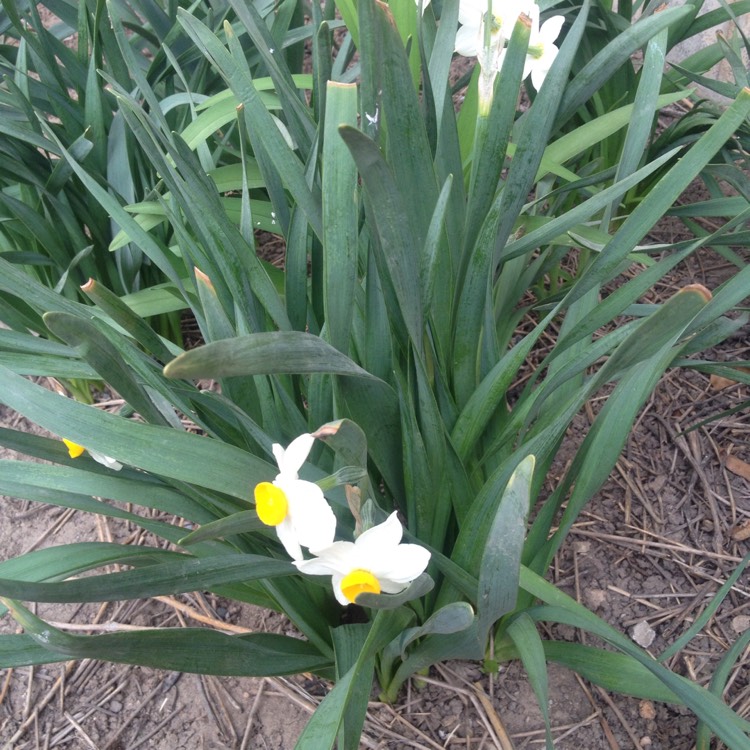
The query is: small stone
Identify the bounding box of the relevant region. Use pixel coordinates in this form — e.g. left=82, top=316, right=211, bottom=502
left=632, top=620, right=656, bottom=648
left=731, top=615, right=750, bottom=634
left=584, top=588, right=607, bottom=610
left=639, top=700, right=656, bottom=720
left=640, top=737, right=652, bottom=747
left=109, top=699, right=123, bottom=713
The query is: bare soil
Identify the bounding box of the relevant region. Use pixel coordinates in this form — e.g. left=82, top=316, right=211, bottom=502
left=1, top=219, right=749, bottom=749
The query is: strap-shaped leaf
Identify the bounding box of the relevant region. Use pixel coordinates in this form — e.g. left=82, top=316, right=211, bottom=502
left=338, top=126, right=424, bottom=351
left=177, top=9, right=323, bottom=239
left=179, top=510, right=265, bottom=545
left=561, top=88, right=750, bottom=312
left=322, top=82, right=359, bottom=354
left=556, top=4, right=695, bottom=125
left=295, top=608, right=413, bottom=749
left=44, top=311, right=175, bottom=427
left=164, top=331, right=383, bottom=381
left=507, top=614, right=554, bottom=750
left=476, top=456, right=534, bottom=645
left=0, top=363, right=273, bottom=499
left=0, top=602, right=331, bottom=676
left=0, top=459, right=205, bottom=539
left=355, top=574, right=434, bottom=610
left=517, top=640, right=679, bottom=703
left=520, top=567, right=750, bottom=745
left=0, top=553, right=293, bottom=602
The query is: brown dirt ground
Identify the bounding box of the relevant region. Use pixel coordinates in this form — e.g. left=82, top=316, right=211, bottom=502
left=1, top=194, right=749, bottom=750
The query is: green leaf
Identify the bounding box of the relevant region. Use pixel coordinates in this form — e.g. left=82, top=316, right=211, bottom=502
left=295, top=608, right=413, bottom=749
left=338, top=125, right=424, bottom=351
left=659, top=552, right=750, bottom=662
left=377, top=601, right=475, bottom=702
left=331, top=624, right=372, bottom=750
left=396, top=602, right=475, bottom=657
left=0, top=459, right=210, bottom=537
left=520, top=567, right=750, bottom=745
left=562, top=90, right=750, bottom=310
left=179, top=510, right=266, bottom=545
left=164, top=331, right=383, bottom=381
left=529, top=288, right=712, bottom=568
left=355, top=574, right=434, bottom=609
left=476, top=456, right=534, bottom=644
left=80, top=278, right=175, bottom=362
left=322, top=82, right=359, bottom=354
left=0, top=553, right=293, bottom=603
left=177, top=10, right=323, bottom=238
left=501, top=146, right=680, bottom=264
left=43, top=311, right=175, bottom=427
left=538, top=641, right=680, bottom=703
left=507, top=614, right=553, bottom=750
left=360, top=0, right=437, bottom=253
left=696, top=627, right=750, bottom=749
left=463, top=12, right=529, bottom=257
left=0, top=601, right=330, bottom=676
left=603, top=28, right=669, bottom=226
left=556, top=5, right=695, bottom=125
left=0, top=364, right=273, bottom=499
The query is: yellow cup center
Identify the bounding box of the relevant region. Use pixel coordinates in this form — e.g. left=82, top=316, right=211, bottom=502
left=254, top=482, right=289, bottom=526
left=62, top=439, right=86, bottom=459
left=340, top=569, right=381, bottom=603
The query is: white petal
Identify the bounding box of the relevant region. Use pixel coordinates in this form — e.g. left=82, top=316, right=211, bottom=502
left=455, top=24, right=481, bottom=57
left=276, top=517, right=304, bottom=561
left=330, top=573, right=350, bottom=606
left=458, top=0, right=487, bottom=26
left=300, top=541, right=357, bottom=575
left=538, top=15, right=564, bottom=44
left=88, top=450, right=123, bottom=471
left=272, top=443, right=286, bottom=469
left=529, top=45, right=558, bottom=89
left=499, top=0, right=532, bottom=36
left=284, top=481, right=336, bottom=551
left=274, top=433, right=314, bottom=479
left=375, top=544, right=431, bottom=583
left=354, top=512, right=403, bottom=559
left=294, top=555, right=336, bottom=576
left=529, top=66, right=544, bottom=90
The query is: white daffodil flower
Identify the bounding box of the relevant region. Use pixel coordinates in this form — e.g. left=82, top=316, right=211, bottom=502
left=515, top=4, right=565, bottom=90
left=455, top=0, right=531, bottom=59
left=294, top=512, right=431, bottom=606
left=456, top=0, right=534, bottom=113
left=254, top=433, right=336, bottom=562
left=62, top=439, right=123, bottom=471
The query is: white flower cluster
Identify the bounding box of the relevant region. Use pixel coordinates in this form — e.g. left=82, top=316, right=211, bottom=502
left=255, top=434, right=431, bottom=606
left=422, top=0, right=565, bottom=90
